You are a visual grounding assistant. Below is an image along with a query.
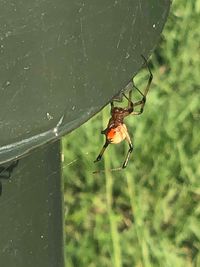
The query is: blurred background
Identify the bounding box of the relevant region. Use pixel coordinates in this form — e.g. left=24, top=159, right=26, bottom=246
left=62, top=1, right=200, bottom=266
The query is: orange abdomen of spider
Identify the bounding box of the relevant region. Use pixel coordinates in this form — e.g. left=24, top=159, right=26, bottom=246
left=106, top=124, right=127, bottom=144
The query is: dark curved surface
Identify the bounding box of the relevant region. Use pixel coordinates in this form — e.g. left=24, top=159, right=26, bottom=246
left=0, top=0, right=171, bottom=164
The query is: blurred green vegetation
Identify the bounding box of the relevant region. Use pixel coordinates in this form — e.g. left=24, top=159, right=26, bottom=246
left=62, top=1, right=200, bottom=266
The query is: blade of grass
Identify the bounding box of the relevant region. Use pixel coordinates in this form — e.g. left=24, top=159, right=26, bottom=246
left=126, top=172, right=152, bottom=267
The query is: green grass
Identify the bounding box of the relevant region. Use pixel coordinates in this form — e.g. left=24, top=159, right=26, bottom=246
left=62, top=1, right=200, bottom=266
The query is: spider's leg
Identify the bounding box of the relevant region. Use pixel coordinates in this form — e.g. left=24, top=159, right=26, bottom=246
left=121, top=125, right=133, bottom=168
left=94, top=140, right=110, bottom=163
left=110, top=101, right=114, bottom=114
left=122, top=90, right=134, bottom=111
left=127, top=90, right=133, bottom=109
left=132, top=56, right=153, bottom=115
left=131, top=96, right=146, bottom=115
left=122, top=142, right=133, bottom=168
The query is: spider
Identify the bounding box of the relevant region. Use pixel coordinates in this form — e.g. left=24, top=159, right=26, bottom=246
left=94, top=55, right=153, bottom=170
left=0, top=160, right=19, bottom=196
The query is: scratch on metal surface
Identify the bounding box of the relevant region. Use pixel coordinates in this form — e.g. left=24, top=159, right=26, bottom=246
left=126, top=14, right=137, bottom=55
left=93, top=4, right=114, bottom=16
left=9, top=89, right=21, bottom=106
left=116, top=30, right=123, bottom=49
left=80, top=17, right=88, bottom=60
left=116, top=21, right=126, bottom=49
